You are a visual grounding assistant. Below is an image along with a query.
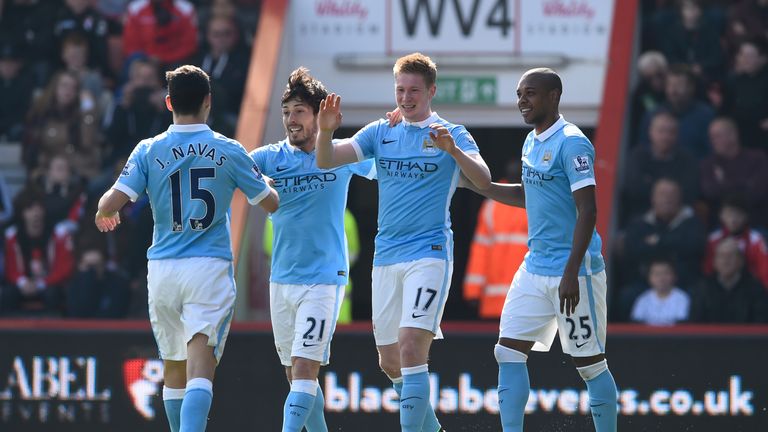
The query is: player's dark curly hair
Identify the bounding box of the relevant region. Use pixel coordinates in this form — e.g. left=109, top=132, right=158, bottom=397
left=281, top=67, right=328, bottom=114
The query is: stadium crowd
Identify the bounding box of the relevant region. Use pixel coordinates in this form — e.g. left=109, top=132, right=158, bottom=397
left=615, top=0, right=768, bottom=324
left=0, top=0, right=766, bottom=325
left=0, top=0, right=258, bottom=318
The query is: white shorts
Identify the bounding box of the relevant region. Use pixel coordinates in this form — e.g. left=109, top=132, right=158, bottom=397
left=147, top=257, right=236, bottom=363
left=499, top=267, right=608, bottom=357
left=270, top=283, right=344, bottom=367
left=372, top=258, right=452, bottom=346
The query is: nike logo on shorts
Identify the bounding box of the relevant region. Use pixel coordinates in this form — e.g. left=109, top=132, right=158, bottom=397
left=289, top=403, right=308, bottom=409
left=575, top=340, right=589, bottom=348
left=303, top=341, right=319, bottom=347
left=411, top=312, right=427, bottom=318
left=382, top=139, right=397, bottom=144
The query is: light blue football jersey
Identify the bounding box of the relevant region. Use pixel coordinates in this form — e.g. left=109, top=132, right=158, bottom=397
left=349, top=113, right=479, bottom=266
left=114, top=124, right=271, bottom=261
left=520, top=115, right=605, bottom=276
left=250, top=140, right=375, bottom=285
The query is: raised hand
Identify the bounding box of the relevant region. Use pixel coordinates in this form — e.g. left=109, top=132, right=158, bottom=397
left=428, top=123, right=457, bottom=155
left=386, top=107, right=403, bottom=127
left=95, top=210, right=121, bottom=232
left=318, top=93, right=342, bottom=132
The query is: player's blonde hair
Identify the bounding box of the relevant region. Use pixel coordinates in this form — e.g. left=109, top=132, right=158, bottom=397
left=393, top=52, right=437, bottom=87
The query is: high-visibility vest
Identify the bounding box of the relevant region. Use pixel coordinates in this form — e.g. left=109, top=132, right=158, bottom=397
left=463, top=199, right=528, bottom=319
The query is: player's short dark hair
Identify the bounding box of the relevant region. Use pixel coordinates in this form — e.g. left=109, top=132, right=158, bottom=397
left=523, top=67, right=562, bottom=95
left=281, top=67, right=328, bottom=114
left=393, top=52, right=437, bottom=87
left=165, top=65, right=211, bottom=115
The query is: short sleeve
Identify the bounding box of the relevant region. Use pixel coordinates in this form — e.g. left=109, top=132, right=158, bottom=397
left=113, top=142, right=149, bottom=202
left=348, top=158, right=376, bottom=180
left=230, top=143, right=270, bottom=205
left=453, top=126, right=480, bottom=155
left=349, top=120, right=382, bottom=160
left=560, top=137, right=597, bottom=192
left=249, top=147, right=269, bottom=173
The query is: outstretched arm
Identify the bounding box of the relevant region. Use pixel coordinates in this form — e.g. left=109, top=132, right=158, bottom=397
left=461, top=174, right=526, bottom=208
left=315, top=93, right=360, bottom=169
left=430, top=124, right=491, bottom=190
left=95, top=188, right=130, bottom=232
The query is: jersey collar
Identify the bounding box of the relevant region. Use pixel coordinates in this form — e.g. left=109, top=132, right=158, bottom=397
left=533, top=115, right=565, bottom=142
left=168, top=124, right=211, bottom=133
left=402, top=112, right=439, bottom=129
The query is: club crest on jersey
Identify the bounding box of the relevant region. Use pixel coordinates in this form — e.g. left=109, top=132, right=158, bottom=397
left=122, top=161, right=136, bottom=176
left=573, top=155, right=590, bottom=173
left=422, top=137, right=438, bottom=154
left=542, top=150, right=552, bottom=165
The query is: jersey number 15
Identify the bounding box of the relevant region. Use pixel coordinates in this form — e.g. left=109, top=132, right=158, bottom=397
left=169, top=168, right=216, bottom=232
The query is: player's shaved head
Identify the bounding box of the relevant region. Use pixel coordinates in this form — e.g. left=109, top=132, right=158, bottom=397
left=521, top=68, right=562, bottom=97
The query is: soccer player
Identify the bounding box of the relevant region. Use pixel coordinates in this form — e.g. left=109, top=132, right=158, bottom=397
left=463, top=68, right=618, bottom=431
left=94, top=65, right=279, bottom=432
left=250, top=67, right=375, bottom=432
left=315, top=53, right=492, bottom=432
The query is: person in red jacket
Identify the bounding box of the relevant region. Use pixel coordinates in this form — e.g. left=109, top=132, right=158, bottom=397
left=703, top=195, right=768, bottom=290
left=122, top=0, right=198, bottom=68
left=2, top=187, right=75, bottom=315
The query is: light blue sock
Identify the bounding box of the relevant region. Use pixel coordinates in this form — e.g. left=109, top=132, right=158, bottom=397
left=498, top=362, right=529, bottom=432
left=393, top=377, right=442, bottom=432
left=283, top=379, right=317, bottom=432
left=163, top=386, right=184, bottom=432
left=400, top=366, right=431, bottom=432
left=304, top=382, right=328, bottom=432
left=585, top=369, right=618, bottom=432
left=180, top=378, right=212, bottom=432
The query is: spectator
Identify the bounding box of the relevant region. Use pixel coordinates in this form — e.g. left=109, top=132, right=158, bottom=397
left=2, top=187, right=75, bottom=316
left=23, top=70, right=102, bottom=180
left=623, top=178, right=706, bottom=287
left=700, top=117, right=768, bottom=225
left=122, top=0, right=198, bottom=68
left=721, top=39, right=768, bottom=149
left=654, top=0, right=725, bottom=84
left=631, top=258, right=691, bottom=326
left=0, top=0, right=59, bottom=87
left=66, top=234, right=131, bottom=318
left=703, top=196, right=768, bottom=289
left=621, top=111, right=698, bottom=223
left=196, top=15, right=249, bottom=137
left=638, top=64, right=715, bottom=157
left=0, top=37, right=35, bottom=142
left=59, top=32, right=111, bottom=113
left=52, top=0, right=111, bottom=76
left=692, top=237, right=768, bottom=322
left=630, top=51, right=668, bottom=142
left=103, top=58, right=170, bottom=166
left=724, top=0, right=768, bottom=56
left=34, top=155, right=86, bottom=229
